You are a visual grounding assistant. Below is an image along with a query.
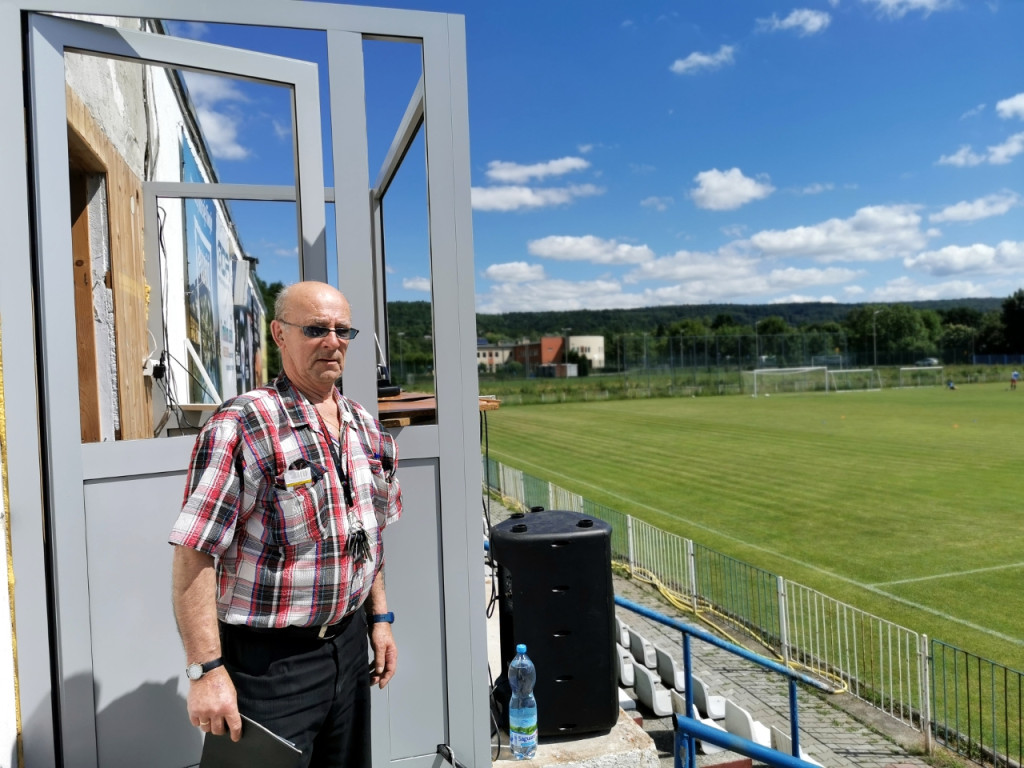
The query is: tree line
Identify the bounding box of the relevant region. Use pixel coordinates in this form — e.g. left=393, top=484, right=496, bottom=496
left=255, top=275, right=1024, bottom=375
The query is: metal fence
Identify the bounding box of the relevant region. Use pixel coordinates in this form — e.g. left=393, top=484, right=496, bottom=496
left=931, top=640, right=1023, bottom=767
left=483, top=455, right=1023, bottom=766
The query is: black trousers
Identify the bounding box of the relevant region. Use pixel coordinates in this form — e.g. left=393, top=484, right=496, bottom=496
left=220, top=612, right=371, bottom=768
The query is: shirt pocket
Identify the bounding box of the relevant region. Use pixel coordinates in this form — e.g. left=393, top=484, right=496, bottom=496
left=269, top=463, right=328, bottom=546
left=367, top=457, right=391, bottom=528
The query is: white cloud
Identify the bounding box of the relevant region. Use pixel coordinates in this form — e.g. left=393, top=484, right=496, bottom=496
left=996, top=93, right=1024, bottom=120
left=528, top=235, right=654, bottom=264
left=482, top=262, right=546, bottom=283
left=625, top=250, right=758, bottom=284
left=871, top=276, right=987, bottom=302
left=691, top=168, right=775, bottom=210
left=844, top=285, right=866, bottom=296
left=477, top=279, right=647, bottom=314
left=184, top=73, right=251, bottom=160
left=470, top=184, right=603, bottom=212
left=929, top=191, right=1020, bottom=222
left=749, top=204, right=930, bottom=262
left=904, top=240, right=1024, bottom=276
left=578, top=143, right=595, bottom=154
left=669, top=44, right=736, bottom=75
left=165, top=21, right=211, bottom=39
left=758, top=9, right=832, bottom=35
left=937, top=145, right=985, bottom=167
left=402, top=277, right=431, bottom=292
left=195, top=107, right=249, bottom=160
left=939, top=133, right=1024, bottom=167
left=960, top=103, right=986, bottom=120
left=770, top=294, right=838, bottom=304
left=272, top=119, right=291, bottom=140
left=185, top=72, right=248, bottom=106
left=485, top=157, right=589, bottom=183
left=766, top=266, right=861, bottom=289
left=861, top=0, right=956, bottom=18
left=987, top=132, right=1024, bottom=165
left=798, top=182, right=835, bottom=195
left=640, top=196, right=674, bottom=211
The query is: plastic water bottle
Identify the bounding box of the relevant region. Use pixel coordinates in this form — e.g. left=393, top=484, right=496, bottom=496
left=508, top=643, right=538, bottom=759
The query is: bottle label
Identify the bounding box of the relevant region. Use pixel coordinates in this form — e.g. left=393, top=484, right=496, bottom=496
left=509, top=723, right=537, bottom=752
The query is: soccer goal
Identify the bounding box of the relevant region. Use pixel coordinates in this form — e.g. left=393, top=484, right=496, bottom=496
left=898, top=366, right=943, bottom=388
left=826, top=368, right=883, bottom=393
left=752, top=366, right=829, bottom=396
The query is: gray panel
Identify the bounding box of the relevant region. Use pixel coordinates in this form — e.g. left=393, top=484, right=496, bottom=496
left=372, top=459, right=446, bottom=758
left=81, top=436, right=194, bottom=480
left=419, top=15, right=492, bottom=767
left=0, top=3, right=58, bottom=762
left=83, top=469, right=201, bottom=768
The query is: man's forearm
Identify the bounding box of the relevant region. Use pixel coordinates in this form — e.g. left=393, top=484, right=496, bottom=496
left=171, top=545, right=222, bottom=660
left=366, top=568, right=388, bottom=615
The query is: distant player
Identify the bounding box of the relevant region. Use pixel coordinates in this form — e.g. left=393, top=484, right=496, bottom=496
left=1012, top=370, right=1020, bottom=391
left=947, top=379, right=957, bottom=390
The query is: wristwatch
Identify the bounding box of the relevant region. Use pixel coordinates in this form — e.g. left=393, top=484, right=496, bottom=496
left=185, top=657, right=224, bottom=681
left=370, top=612, right=395, bottom=624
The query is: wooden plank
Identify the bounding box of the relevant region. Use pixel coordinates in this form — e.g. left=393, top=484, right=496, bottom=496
left=69, top=172, right=101, bottom=443
left=66, top=86, right=152, bottom=440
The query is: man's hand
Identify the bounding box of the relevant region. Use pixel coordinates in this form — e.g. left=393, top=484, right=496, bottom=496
left=188, top=666, right=243, bottom=741
left=368, top=622, right=397, bottom=688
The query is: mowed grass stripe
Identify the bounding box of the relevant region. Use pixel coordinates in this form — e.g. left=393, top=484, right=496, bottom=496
left=485, top=382, right=1024, bottom=669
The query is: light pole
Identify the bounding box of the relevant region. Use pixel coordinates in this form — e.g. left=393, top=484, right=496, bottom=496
left=872, top=310, right=882, bottom=368
left=561, top=327, right=572, bottom=365
left=754, top=319, right=763, bottom=367
left=397, top=331, right=405, bottom=380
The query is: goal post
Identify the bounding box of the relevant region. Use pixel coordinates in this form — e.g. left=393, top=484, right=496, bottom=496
left=898, top=366, right=943, bottom=388
left=826, top=368, right=883, bottom=392
left=752, top=366, right=829, bottom=397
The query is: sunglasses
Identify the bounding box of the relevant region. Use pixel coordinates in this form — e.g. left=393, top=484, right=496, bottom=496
left=278, top=319, right=360, bottom=340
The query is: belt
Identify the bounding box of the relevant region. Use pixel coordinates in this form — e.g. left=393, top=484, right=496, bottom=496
left=220, top=610, right=357, bottom=642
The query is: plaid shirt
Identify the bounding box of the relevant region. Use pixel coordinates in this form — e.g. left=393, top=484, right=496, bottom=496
left=169, top=374, right=402, bottom=628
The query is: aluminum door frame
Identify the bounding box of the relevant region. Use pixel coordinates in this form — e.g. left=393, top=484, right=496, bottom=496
left=0, top=2, right=485, bottom=766
left=23, top=14, right=326, bottom=766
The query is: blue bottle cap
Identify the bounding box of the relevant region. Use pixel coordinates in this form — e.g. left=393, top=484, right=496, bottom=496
left=516, top=643, right=527, bottom=654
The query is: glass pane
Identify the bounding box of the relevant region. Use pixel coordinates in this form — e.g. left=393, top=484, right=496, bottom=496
left=363, top=39, right=436, bottom=424
left=64, top=47, right=306, bottom=440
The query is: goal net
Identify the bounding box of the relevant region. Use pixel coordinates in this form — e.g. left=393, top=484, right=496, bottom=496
left=826, top=368, right=883, bottom=393
left=898, top=366, right=943, bottom=388
left=752, top=367, right=828, bottom=397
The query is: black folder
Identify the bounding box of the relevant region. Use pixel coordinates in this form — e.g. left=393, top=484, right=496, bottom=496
left=199, top=714, right=303, bottom=768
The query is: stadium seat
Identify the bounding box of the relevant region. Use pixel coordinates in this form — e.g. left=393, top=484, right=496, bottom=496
left=627, top=626, right=657, bottom=669
left=618, top=687, right=636, bottom=711
left=724, top=699, right=771, bottom=748
left=616, top=644, right=635, bottom=687
left=631, top=661, right=672, bottom=717
left=654, top=643, right=685, bottom=692
left=770, top=725, right=823, bottom=766
left=670, top=689, right=729, bottom=755
left=691, top=675, right=726, bottom=721
left=615, top=615, right=630, bottom=648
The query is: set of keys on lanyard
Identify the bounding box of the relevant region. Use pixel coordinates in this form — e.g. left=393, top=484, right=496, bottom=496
left=321, top=409, right=371, bottom=563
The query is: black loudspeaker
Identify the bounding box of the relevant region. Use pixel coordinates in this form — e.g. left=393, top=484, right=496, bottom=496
left=490, top=509, right=618, bottom=737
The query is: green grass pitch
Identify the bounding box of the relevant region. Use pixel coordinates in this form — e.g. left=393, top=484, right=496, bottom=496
left=484, top=382, right=1024, bottom=673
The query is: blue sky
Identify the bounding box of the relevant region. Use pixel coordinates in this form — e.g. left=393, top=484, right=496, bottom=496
left=170, top=0, right=1024, bottom=314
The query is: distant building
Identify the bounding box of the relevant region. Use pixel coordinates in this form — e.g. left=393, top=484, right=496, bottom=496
left=567, top=335, right=605, bottom=369
left=476, top=340, right=515, bottom=372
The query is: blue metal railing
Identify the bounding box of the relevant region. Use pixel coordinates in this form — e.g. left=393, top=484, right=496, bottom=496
left=616, top=596, right=830, bottom=768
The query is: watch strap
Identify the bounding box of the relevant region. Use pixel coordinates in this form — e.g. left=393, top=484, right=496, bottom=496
left=370, top=612, right=395, bottom=624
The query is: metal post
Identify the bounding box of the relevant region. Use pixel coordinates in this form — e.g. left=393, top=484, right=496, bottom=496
left=777, top=575, right=790, bottom=665
left=789, top=678, right=801, bottom=759
left=686, top=539, right=698, bottom=614
left=627, top=515, right=635, bottom=575
left=921, top=633, right=933, bottom=753
left=873, top=309, right=882, bottom=368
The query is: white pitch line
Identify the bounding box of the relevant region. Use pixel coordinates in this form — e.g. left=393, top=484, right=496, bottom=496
left=490, top=449, right=1024, bottom=647
left=873, top=561, right=1024, bottom=586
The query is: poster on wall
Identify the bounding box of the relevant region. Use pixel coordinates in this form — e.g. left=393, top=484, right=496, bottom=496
left=216, top=215, right=237, bottom=399
left=182, top=135, right=221, bottom=403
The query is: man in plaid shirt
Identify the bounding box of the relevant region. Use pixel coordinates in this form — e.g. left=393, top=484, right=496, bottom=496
left=170, top=281, right=402, bottom=767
